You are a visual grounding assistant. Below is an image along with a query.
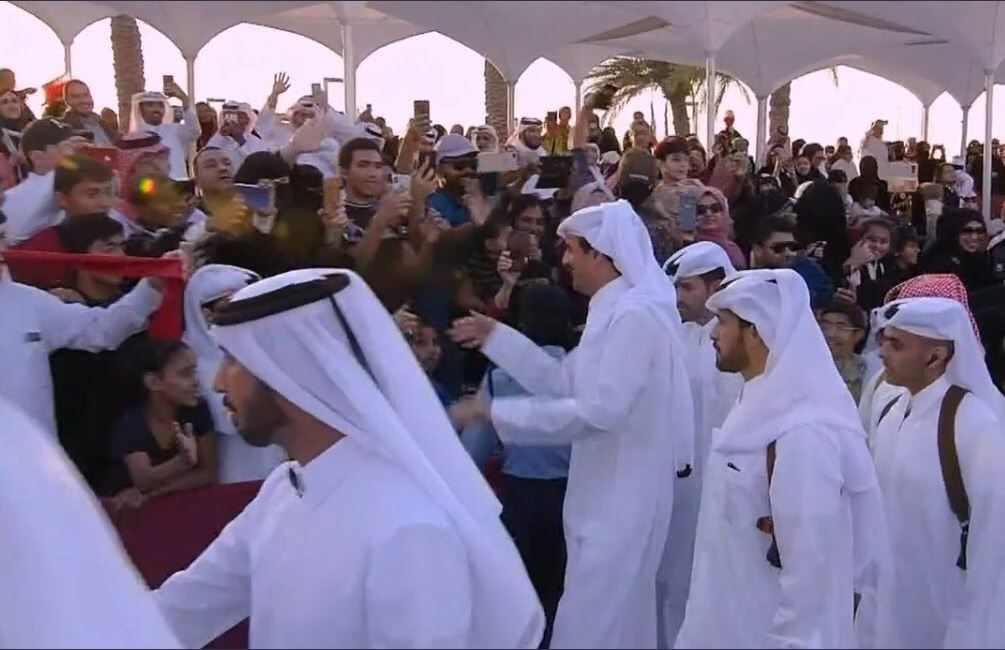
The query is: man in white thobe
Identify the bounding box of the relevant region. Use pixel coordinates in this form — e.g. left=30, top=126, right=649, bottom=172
left=153, top=269, right=544, bottom=649
left=657, top=242, right=742, bottom=648
left=867, top=297, right=1005, bottom=648
left=257, top=95, right=359, bottom=179
left=677, top=269, right=889, bottom=649
left=0, top=395, right=179, bottom=648
left=205, top=102, right=268, bottom=171
left=128, top=86, right=199, bottom=179
left=451, top=199, right=695, bottom=649
left=0, top=208, right=164, bottom=434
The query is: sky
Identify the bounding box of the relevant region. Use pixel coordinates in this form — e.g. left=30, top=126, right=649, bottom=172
left=3, top=1, right=1005, bottom=159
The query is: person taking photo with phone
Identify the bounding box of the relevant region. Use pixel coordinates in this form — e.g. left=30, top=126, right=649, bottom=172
left=128, top=77, right=199, bottom=179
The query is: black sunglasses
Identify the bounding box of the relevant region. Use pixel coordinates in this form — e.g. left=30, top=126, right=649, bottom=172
left=448, top=159, right=477, bottom=172
left=961, top=226, right=987, bottom=235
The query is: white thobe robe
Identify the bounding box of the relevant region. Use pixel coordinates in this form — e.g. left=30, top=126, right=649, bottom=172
left=3, top=170, right=61, bottom=245
left=154, top=436, right=477, bottom=649
left=483, top=277, right=683, bottom=649
left=860, top=135, right=890, bottom=180
left=134, top=106, right=200, bottom=179
left=256, top=107, right=343, bottom=179
left=657, top=318, right=741, bottom=648
left=205, top=132, right=269, bottom=172
left=869, top=377, right=1005, bottom=648
left=677, top=378, right=875, bottom=649
left=0, top=275, right=161, bottom=434
left=858, top=370, right=906, bottom=446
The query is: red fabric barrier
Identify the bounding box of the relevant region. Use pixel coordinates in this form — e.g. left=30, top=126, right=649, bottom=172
left=102, top=482, right=262, bottom=649
left=3, top=250, right=185, bottom=340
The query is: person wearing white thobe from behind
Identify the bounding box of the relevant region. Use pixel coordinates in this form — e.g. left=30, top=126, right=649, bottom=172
left=0, top=395, right=179, bottom=648
left=676, top=269, right=889, bottom=649
left=451, top=200, right=695, bottom=649
left=866, top=298, right=1005, bottom=648
left=658, top=242, right=742, bottom=648
left=154, top=269, right=544, bottom=649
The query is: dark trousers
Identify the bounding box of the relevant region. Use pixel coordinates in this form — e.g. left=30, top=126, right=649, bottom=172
left=501, top=475, right=567, bottom=649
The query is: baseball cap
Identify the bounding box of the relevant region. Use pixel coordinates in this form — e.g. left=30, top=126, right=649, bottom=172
left=435, top=133, right=478, bottom=160
left=20, top=118, right=76, bottom=153
left=618, top=150, right=659, bottom=187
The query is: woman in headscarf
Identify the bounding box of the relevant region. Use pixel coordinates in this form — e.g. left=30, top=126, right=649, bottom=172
left=848, top=155, right=890, bottom=212
left=182, top=264, right=284, bottom=483
left=693, top=185, right=747, bottom=270
left=0, top=86, right=31, bottom=189
left=920, top=208, right=995, bottom=292
left=794, top=179, right=852, bottom=286
left=598, top=126, right=621, bottom=155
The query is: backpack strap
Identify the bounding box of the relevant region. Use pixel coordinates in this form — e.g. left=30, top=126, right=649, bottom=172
left=938, top=384, right=971, bottom=570
left=755, top=440, right=782, bottom=569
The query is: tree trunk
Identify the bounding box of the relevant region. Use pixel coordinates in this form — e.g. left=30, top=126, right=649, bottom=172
left=484, top=60, right=508, bottom=142
left=111, top=15, right=144, bottom=132
left=768, top=81, right=791, bottom=145
left=662, top=83, right=691, bottom=136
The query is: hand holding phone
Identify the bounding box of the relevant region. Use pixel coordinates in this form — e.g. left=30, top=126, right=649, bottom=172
left=413, top=99, right=430, bottom=123
left=678, top=194, right=697, bottom=231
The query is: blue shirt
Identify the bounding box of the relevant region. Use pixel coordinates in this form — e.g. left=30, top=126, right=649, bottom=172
left=427, top=189, right=470, bottom=227
left=461, top=345, right=571, bottom=480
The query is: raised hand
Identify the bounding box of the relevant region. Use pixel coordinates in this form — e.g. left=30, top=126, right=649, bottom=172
left=174, top=422, right=198, bottom=467
left=271, top=72, right=291, bottom=98
left=448, top=310, right=498, bottom=349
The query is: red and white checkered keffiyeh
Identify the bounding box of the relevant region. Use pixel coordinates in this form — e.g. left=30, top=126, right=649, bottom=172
left=884, top=273, right=980, bottom=338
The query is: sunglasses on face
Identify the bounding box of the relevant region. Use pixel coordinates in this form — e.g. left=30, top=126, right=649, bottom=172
left=696, top=203, right=724, bottom=216
left=961, top=226, right=986, bottom=235
left=769, top=241, right=799, bottom=253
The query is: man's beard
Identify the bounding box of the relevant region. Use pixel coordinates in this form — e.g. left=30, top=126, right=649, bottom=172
left=232, top=382, right=286, bottom=448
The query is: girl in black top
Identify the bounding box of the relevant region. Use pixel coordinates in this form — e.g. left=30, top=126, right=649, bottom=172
left=111, top=340, right=218, bottom=496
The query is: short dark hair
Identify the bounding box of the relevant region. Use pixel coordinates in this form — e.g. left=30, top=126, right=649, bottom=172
left=337, top=137, right=382, bottom=171
left=57, top=214, right=123, bottom=253
left=193, top=146, right=225, bottom=171
left=54, top=154, right=114, bottom=195
left=821, top=302, right=867, bottom=332
left=753, top=215, right=795, bottom=246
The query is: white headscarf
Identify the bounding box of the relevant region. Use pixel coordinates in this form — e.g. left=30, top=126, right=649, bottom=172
left=557, top=200, right=694, bottom=472
left=879, top=297, right=1005, bottom=420
left=221, top=101, right=257, bottom=135
left=0, top=396, right=180, bottom=648
left=211, top=268, right=544, bottom=648
left=182, top=264, right=261, bottom=433
left=129, top=91, right=173, bottom=133
left=663, top=240, right=737, bottom=280
left=506, top=117, right=543, bottom=157
left=706, top=269, right=866, bottom=453
left=471, top=124, right=498, bottom=152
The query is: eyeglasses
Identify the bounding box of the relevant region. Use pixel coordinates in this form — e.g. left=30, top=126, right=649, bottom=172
left=696, top=203, right=724, bottom=216
left=961, top=226, right=987, bottom=235
left=768, top=241, right=800, bottom=253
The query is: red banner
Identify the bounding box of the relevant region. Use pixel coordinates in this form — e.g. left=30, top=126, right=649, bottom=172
left=102, top=481, right=262, bottom=649
left=4, top=250, right=185, bottom=340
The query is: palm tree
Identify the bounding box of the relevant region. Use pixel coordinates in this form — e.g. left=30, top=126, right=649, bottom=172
left=585, top=57, right=750, bottom=137
left=484, top=60, right=509, bottom=141
left=111, top=15, right=144, bottom=132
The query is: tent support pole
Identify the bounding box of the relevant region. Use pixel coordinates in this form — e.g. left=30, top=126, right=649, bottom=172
left=341, top=22, right=356, bottom=117
left=705, top=53, right=716, bottom=151
left=983, top=71, right=994, bottom=222
left=960, top=104, right=970, bottom=159
left=63, top=41, right=73, bottom=76
left=921, top=103, right=930, bottom=142
left=755, top=95, right=767, bottom=167
left=185, top=55, right=195, bottom=101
